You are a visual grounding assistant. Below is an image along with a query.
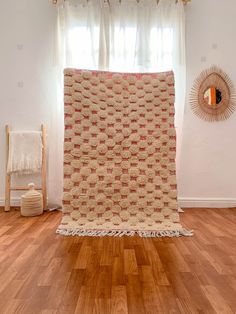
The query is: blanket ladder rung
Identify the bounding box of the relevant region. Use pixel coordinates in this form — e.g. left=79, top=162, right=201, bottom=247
left=10, top=187, right=42, bottom=191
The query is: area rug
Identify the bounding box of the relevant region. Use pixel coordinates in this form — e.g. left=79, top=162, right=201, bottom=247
left=56, top=69, right=193, bottom=237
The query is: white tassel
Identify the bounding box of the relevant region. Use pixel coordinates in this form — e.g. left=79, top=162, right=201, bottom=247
left=56, top=228, right=193, bottom=238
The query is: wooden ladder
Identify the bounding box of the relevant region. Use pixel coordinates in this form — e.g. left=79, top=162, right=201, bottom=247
left=5, top=125, right=47, bottom=211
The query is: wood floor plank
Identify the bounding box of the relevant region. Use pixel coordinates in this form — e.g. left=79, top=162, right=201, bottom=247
left=111, top=285, right=128, bottom=314
left=201, top=285, right=234, bottom=314
left=124, top=249, right=139, bottom=275
left=126, top=275, right=146, bottom=314
left=112, top=257, right=126, bottom=286
left=59, top=269, right=85, bottom=313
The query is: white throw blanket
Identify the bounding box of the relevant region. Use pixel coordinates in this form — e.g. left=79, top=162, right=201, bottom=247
left=7, top=131, right=42, bottom=174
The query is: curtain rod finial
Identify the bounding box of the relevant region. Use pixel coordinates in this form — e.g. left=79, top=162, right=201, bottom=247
left=176, top=0, right=191, bottom=4
left=182, top=0, right=191, bottom=4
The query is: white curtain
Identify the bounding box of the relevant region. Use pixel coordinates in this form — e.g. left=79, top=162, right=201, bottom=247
left=53, top=0, right=186, bottom=204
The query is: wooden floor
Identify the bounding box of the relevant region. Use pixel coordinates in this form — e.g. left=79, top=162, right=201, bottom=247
left=0, top=208, right=236, bottom=314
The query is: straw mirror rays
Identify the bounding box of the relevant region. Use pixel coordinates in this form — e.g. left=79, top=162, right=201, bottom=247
left=190, top=66, right=236, bottom=122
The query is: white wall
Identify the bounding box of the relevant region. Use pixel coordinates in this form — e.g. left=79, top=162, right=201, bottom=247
left=1, top=0, right=236, bottom=208
left=179, top=0, right=236, bottom=208
left=0, top=0, right=57, bottom=205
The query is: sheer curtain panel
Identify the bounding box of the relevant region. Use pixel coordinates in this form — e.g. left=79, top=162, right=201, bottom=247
left=54, top=0, right=186, bottom=204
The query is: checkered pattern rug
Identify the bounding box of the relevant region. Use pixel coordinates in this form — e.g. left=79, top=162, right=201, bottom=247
left=57, top=69, right=192, bottom=237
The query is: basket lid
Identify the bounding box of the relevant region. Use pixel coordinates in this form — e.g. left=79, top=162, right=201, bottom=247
left=22, top=183, right=42, bottom=198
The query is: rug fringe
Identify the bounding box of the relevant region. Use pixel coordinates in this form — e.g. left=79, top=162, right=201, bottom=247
left=138, top=229, right=194, bottom=237
left=56, top=228, right=193, bottom=238
left=180, top=228, right=194, bottom=237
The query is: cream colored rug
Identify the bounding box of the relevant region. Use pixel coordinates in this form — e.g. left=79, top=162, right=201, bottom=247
left=57, top=69, right=192, bottom=237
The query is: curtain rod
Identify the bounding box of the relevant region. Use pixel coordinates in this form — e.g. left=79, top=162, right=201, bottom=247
left=53, top=0, right=191, bottom=4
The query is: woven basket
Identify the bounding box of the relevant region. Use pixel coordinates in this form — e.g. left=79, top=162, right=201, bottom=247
left=21, top=183, right=43, bottom=217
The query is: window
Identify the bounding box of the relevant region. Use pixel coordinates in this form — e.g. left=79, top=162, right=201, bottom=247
left=66, top=25, right=173, bottom=72
left=68, top=26, right=99, bottom=69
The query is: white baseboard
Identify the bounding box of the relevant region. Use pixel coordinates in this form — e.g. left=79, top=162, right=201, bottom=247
left=0, top=197, right=21, bottom=207
left=178, top=197, right=236, bottom=208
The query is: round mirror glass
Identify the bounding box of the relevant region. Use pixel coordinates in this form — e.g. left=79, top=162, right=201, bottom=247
left=204, top=87, right=222, bottom=106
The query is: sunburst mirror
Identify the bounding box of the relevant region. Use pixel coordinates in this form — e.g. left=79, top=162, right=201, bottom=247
left=190, top=66, right=236, bottom=122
